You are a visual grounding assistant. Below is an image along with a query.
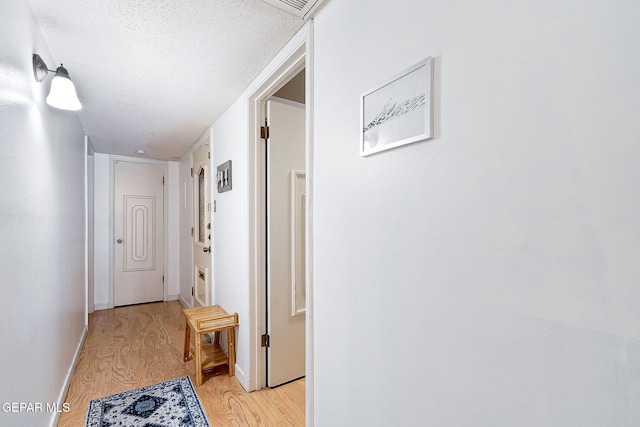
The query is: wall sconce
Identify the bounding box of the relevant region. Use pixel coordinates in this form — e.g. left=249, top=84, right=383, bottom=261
left=32, top=54, right=82, bottom=111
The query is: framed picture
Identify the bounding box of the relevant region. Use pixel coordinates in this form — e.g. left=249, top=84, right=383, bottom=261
left=216, top=160, right=232, bottom=193
left=360, top=57, right=434, bottom=156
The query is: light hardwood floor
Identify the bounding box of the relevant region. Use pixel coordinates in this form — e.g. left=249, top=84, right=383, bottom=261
left=58, top=301, right=305, bottom=426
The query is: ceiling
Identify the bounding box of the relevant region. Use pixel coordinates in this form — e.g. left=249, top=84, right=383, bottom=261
left=27, top=0, right=305, bottom=160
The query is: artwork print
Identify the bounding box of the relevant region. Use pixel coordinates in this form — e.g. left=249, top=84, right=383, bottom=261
left=361, top=57, right=433, bottom=156
left=217, top=160, right=232, bottom=193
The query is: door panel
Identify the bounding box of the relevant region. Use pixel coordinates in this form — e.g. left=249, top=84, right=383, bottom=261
left=267, top=98, right=306, bottom=387
left=114, top=161, right=164, bottom=306
left=124, top=196, right=155, bottom=270
left=291, top=171, right=306, bottom=316
left=192, top=144, right=211, bottom=307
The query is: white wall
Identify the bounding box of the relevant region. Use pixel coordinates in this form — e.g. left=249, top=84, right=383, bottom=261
left=312, top=0, right=640, bottom=426
left=92, top=155, right=180, bottom=308
left=210, top=99, right=252, bottom=386
left=0, top=1, right=86, bottom=425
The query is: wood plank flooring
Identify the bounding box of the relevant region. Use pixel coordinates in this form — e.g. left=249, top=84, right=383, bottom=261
left=58, top=301, right=305, bottom=426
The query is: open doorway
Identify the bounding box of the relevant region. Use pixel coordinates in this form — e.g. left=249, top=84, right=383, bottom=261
left=247, top=26, right=313, bottom=420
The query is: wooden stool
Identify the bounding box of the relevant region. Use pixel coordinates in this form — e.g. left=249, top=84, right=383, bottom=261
left=183, top=305, right=238, bottom=386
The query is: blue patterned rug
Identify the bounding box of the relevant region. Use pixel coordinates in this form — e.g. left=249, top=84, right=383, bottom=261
left=85, top=376, right=210, bottom=427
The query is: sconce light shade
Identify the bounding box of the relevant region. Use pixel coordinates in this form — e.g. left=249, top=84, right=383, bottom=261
left=33, top=54, right=82, bottom=111
left=46, top=65, right=82, bottom=111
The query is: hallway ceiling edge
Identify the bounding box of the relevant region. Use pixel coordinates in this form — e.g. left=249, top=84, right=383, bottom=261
left=27, top=0, right=304, bottom=160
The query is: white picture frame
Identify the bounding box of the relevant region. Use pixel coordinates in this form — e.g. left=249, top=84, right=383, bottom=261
left=360, top=57, right=434, bottom=156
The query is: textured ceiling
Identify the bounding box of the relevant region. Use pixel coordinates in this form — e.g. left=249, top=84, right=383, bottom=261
left=27, top=0, right=304, bottom=160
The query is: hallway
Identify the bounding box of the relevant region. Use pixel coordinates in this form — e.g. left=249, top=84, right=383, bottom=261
left=58, top=301, right=304, bottom=426
left=3, top=0, right=640, bottom=425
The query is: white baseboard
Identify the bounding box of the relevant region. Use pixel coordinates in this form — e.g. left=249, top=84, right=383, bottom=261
left=235, top=365, right=249, bottom=392
left=49, top=325, right=87, bottom=427
left=96, top=297, right=182, bottom=310
left=179, top=295, right=192, bottom=309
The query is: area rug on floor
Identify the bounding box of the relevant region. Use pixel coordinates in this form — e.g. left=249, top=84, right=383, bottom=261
left=85, top=376, right=210, bottom=427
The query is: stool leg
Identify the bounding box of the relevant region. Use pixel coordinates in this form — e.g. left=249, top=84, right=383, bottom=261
left=183, top=321, right=191, bottom=362
left=194, top=332, right=203, bottom=386
left=228, top=327, right=235, bottom=377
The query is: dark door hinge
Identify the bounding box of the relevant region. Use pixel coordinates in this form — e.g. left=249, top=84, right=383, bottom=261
left=208, top=152, right=211, bottom=159
left=191, top=227, right=194, bottom=237
left=162, top=275, right=164, bottom=283
left=261, top=334, right=270, bottom=348
left=260, top=126, right=269, bottom=140
left=191, top=287, right=194, bottom=296
left=191, top=167, right=193, bottom=177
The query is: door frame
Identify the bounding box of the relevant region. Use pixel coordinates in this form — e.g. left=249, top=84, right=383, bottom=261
left=85, top=137, right=95, bottom=319
left=247, top=20, right=314, bottom=423
left=108, top=155, right=169, bottom=308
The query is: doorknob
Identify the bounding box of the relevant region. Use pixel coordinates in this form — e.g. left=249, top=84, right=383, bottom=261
left=203, top=247, right=211, bottom=253
left=116, top=238, right=123, bottom=244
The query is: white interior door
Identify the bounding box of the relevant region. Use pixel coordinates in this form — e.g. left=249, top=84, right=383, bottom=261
left=267, top=98, right=306, bottom=387
left=114, top=161, right=164, bottom=306
left=192, top=144, right=211, bottom=308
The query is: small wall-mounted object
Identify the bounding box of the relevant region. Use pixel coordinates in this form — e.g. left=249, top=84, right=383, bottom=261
left=360, top=57, right=434, bottom=156
left=217, top=160, right=232, bottom=193
left=32, top=54, right=82, bottom=111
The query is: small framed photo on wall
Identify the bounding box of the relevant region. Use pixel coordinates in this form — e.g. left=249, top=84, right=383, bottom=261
left=360, top=57, right=434, bottom=156
left=217, top=160, right=232, bottom=193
